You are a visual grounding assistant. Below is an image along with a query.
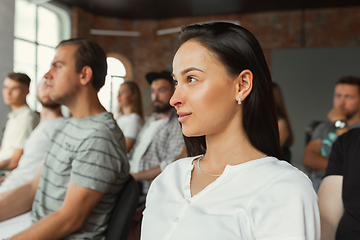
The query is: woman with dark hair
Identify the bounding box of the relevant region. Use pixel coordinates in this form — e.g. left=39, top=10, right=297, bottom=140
left=273, top=82, right=294, bottom=163
left=141, top=22, right=319, bottom=240
left=116, top=81, right=144, bottom=152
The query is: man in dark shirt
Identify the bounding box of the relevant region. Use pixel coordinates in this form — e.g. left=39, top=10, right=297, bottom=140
left=318, top=128, right=360, bottom=240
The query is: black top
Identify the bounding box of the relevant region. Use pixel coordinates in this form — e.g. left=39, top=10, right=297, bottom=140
left=325, top=128, right=360, bottom=239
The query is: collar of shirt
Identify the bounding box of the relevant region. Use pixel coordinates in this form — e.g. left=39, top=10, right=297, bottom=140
left=7, top=105, right=29, bottom=119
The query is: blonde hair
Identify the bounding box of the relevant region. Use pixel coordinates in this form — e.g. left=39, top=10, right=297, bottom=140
left=119, top=81, right=144, bottom=122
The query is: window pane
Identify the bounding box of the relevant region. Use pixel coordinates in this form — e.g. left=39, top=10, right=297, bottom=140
left=38, top=6, right=59, bottom=47
left=98, top=57, right=126, bottom=113
left=99, top=76, right=124, bottom=113
left=13, top=39, right=36, bottom=110
left=107, top=57, right=126, bottom=77
left=37, top=45, right=55, bottom=80
left=14, top=0, right=36, bottom=42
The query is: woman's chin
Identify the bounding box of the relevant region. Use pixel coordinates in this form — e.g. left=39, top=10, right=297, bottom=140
left=182, top=131, right=203, bottom=138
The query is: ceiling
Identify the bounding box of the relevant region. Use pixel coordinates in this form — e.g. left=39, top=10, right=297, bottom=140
left=51, top=0, right=360, bottom=20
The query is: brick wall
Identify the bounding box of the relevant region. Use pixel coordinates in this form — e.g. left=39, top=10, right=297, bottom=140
left=71, top=6, right=360, bottom=115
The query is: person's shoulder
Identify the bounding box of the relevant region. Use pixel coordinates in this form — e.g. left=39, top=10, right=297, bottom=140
left=20, top=105, right=39, bottom=118
left=337, top=127, right=360, bottom=145
left=259, top=157, right=314, bottom=193
left=167, top=156, right=196, bottom=168
left=71, top=112, right=123, bottom=140
left=311, top=120, right=334, bottom=140
left=87, top=112, right=118, bottom=131
left=128, top=113, right=142, bottom=121
left=156, top=156, right=198, bottom=179
left=350, top=120, right=360, bottom=128
left=119, top=113, right=143, bottom=125
left=314, top=120, right=333, bottom=131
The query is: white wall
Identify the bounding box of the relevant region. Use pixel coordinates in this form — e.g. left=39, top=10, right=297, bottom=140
left=0, top=0, right=15, bottom=141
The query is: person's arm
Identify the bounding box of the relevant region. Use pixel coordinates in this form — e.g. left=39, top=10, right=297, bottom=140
left=0, top=164, right=42, bottom=222
left=10, top=182, right=104, bottom=240
left=0, top=175, right=7, bottom=184
left=327, top=107, right=350, bottom=137
left=0, top=148, right=24, bottom=170
left=302, top=139, right=329, bottom=170
left=125, top=138, right=136, bottom=153
left=132, top=145, right=187, bottom=181
left=278, top=119, right=290, bottom=147
left=318, top=176, right=344, bottom=240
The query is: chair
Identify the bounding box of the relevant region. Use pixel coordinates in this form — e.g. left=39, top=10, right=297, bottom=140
left=106, top=175, right=140, bottom=240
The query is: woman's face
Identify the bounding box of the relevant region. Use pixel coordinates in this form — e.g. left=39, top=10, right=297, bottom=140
left=117, top=84, right=133, bottom=107
left=170, top=40, right=241, bottom=137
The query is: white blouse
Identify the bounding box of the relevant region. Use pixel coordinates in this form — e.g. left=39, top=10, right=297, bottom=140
left=141, top=156, right=320, bottom=240
left=116, top=113, right=143, bottom=140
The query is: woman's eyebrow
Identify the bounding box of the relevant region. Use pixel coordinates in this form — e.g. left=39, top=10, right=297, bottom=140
left=181, top=67, right=204, bottom=75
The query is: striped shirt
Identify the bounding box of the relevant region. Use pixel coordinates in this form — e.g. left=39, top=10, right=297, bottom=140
left=31, top=112, right=129, bottom=240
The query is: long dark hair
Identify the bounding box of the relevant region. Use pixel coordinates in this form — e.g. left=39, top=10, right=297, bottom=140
left=273, top=82, right=294, bottom=146
left=178, top=22, right=282, bottom=159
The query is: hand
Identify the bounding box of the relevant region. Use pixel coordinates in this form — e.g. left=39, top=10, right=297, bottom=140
left=0, top=175, right=6, bottom=183
left=0, top=160, right=9, bottom=170
left=327, top=107, right=346, bottom=123
left=131, top=172, right=140, bottom=181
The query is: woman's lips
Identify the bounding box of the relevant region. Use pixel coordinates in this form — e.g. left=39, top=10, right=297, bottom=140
left=177, top=112, right=192, bottom=122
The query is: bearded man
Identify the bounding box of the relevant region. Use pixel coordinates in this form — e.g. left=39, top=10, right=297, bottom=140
left=303, top=76, right=360, bottom=191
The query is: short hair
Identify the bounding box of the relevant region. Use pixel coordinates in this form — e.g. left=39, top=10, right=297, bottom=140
left=336, top=76, right=360, bottom=94
left=6, top=72, right=31, bottom=88
left=56, top=38, right=107, bottom=91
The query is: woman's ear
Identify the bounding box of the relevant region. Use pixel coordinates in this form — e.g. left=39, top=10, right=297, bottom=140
left=79, top=66, right=93, bottom=86
left=235, top=69, right=253, bottom=104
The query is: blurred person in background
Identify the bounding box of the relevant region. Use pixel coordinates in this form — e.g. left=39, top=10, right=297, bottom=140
left=0, top=72, right=39, bottom=171
left=116, top=81, right=144, bottom=152
left=273, top=82, right=294, bottom=163
left=0, top=78, right=64, bottom=192
left=303, top=76, right=360, bottom=191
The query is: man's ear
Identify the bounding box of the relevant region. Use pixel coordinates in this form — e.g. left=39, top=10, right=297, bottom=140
left=234, top=69, right=253, bottom=103
left=79, top=66, right=93, bottom=86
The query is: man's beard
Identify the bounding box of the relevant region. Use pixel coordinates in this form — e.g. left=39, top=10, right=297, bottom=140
left=153, top=101, right=172, bottom=113
left=38, top=98, right=61, bottom=109
left=345, top=109, right=357, bottom=120
left=40, top=101, right=61, bottom=109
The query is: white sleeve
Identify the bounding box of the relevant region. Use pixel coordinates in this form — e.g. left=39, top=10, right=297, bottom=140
left=117, top=114, right=143, bottom=140
left=249, top=171, right=320, bottom=240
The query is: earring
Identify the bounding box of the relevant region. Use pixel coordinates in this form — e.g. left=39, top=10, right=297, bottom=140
left=238, top=97, right=242, bottom=105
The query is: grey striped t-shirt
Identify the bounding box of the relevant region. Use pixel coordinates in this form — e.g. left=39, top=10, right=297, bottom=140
left=31, top=112, right=129, bottom=240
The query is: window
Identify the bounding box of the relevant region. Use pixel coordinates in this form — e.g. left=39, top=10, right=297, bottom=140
left=13, top=0, right=70, bottom=111
left=98, top=57, right=126, bottom=115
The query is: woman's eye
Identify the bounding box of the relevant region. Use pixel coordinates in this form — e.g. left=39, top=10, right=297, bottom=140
left=188, top=76, right=197, bottom=83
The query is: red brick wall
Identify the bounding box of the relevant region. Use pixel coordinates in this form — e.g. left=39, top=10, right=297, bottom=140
left=71, top=6, right=360, bottom=115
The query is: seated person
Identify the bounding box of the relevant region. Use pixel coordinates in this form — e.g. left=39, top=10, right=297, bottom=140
left=0, top=78, right=64, bottom=192
left=272, top=82, right=294, bottom=163
left=0, top=72, right=40, bottom=171
left=303, top=76, right=360, bottom=191
left=0, top=38, right=129, bottom=239
left=128, top=71, right=186, bottom=196
left=116, top=81, right=144, bottom=152
left=141, top=22, right=319, bottom=240
left=318, top=128, right=360, bottom=240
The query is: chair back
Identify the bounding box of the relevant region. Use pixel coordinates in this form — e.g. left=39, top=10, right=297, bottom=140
left=106, top=175, right=140, bottom=240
